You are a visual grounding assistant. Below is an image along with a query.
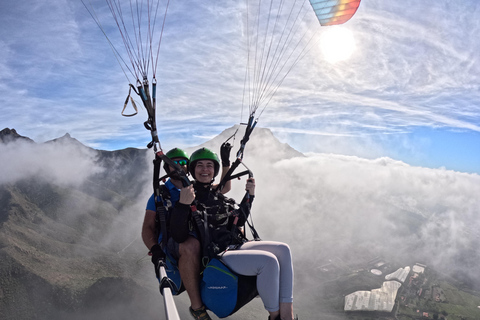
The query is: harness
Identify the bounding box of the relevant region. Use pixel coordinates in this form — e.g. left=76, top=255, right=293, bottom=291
left=153, top=184, right=173, bottom=248
left=151, top=153, right=260, bottom=268
left=192, top=186, right=260, bottom=266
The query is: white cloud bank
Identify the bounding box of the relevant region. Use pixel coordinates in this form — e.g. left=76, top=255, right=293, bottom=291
left=216, top=127, right=480, bottom=286
left=0, top=138, right=103, bottom=187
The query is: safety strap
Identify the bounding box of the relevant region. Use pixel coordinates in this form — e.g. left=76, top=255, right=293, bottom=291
left=214, top=115, right=256, bottom=193
left=236, top=115, right=257, bottom=160
left=153, top=155, right=169, bottom=248
left=238, top=193, right=261, bottom=241
left=190, top=203, right=210, bottom=266
left=214, top=158, right=253, bottom=194
left=126, top=77, right=159, bottom=151
left=152, top=151, right=191, bottom=249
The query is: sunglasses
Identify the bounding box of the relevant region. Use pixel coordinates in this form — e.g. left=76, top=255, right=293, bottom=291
left=173, top=159, right=188, bottom=166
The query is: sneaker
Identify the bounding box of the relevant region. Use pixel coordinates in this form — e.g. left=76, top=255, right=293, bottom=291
left=189, top=305, right=212, bottom=320
left=268, top=316, right=298, bottom=320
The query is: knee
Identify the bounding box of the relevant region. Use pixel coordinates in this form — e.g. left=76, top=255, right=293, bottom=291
left=278, top=243, right=292, bottom=258
left=178, top=236, right=200, bottom=257
left=260, top=252, right=280, bottom=274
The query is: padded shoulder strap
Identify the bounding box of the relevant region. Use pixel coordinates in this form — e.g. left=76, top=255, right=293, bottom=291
left=154, top=184, right=172, bottom=248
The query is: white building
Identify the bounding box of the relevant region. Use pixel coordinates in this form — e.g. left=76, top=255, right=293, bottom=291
left=385, top=266, right=410, bottom=283
left=412, top=263, right=426, bottom=274
left=344, top=281, right=402, bottom=312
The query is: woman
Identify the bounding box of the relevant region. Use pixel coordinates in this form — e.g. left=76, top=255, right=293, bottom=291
left=170, top=148, right=296, bottom=320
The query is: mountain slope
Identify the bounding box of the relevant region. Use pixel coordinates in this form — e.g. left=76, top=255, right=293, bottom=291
left=0, top=129, right=157, bottom=319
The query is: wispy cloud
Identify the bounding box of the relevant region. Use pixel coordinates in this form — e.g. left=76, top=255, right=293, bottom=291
left=0, top=0, right=479, bottom=172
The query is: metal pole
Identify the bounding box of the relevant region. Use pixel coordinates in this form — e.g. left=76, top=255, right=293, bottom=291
left=159, top=264, right=181, bottom=320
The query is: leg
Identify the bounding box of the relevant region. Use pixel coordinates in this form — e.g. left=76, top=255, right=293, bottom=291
left=268, top=311, right=280, bottom=320
left=177, top=236, right=203, bottom=310
left=239, top=241, right=294, bottom=320
left=280, top=302, right=293, bottom=320
left=221, top=249, right=280, bottom=313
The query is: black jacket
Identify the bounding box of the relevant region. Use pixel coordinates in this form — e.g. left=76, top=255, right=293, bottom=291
left=170, top=182, right=254, bottom=256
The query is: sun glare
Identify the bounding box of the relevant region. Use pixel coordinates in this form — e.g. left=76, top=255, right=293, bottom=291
left=319, top=27, right=356, bottom=64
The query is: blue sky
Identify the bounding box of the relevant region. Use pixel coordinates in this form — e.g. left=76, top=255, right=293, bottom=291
left=0, top=0, right=479, bottom=174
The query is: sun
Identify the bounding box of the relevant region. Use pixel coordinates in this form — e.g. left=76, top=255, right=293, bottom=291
left=319, top=26, right=356, bottom=63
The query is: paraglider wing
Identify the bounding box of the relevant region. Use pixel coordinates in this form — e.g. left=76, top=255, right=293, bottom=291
left=309, top=0, right=361, bottom=26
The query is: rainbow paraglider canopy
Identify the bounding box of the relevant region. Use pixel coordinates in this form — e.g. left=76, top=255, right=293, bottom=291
left=309, top=0, right=361, bottom=26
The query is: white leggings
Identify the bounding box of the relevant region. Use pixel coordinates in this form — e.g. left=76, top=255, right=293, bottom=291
left=220, top=241, right=294, bottom=312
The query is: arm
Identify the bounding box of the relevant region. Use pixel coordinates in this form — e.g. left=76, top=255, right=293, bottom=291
left=142, top=208, right=165, bottom=277
left=218, top=142, right=232, bottom=194
left=141, top=209, right=157, bottom=250
left=170, top=185, right=195, bottom=243
left=170, top=204, right=192, bottom=243
left=217, top=164, right=232, bottom=194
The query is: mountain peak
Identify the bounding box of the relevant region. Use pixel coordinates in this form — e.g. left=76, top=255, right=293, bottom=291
left=189, top=125, right=303, bottom=162
left=45, top=132, right=87, bottom=149
left=0, top=128, right=34, bottom=144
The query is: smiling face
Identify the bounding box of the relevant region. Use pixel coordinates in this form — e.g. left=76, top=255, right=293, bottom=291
left=194, top=160, right=215, bottom=184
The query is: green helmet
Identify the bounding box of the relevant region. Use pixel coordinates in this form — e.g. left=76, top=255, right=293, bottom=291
left=163, top=148, right=189, bottom=174
left=166, top=148, right=189, bottom=160
left=189, top=147, right=220, bottom=180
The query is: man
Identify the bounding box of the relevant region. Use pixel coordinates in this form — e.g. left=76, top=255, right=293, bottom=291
left=141, top=145, right=231, bottom=320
